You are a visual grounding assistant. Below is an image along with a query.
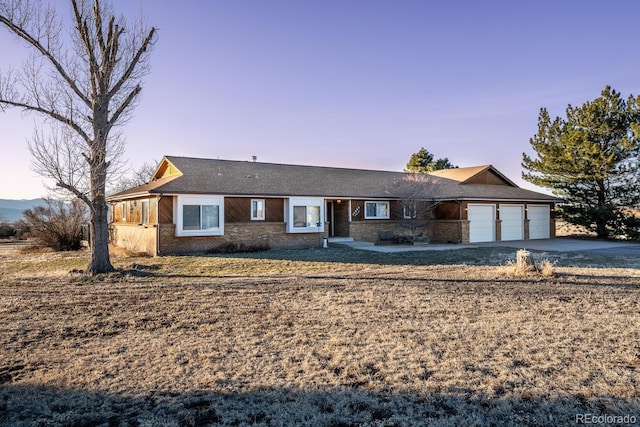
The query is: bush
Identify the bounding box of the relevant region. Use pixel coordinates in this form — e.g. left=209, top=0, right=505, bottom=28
left=19, top=199, right=87, bottom=251
left=0, top=222, right=17, bottom=239
left=206, top=242, right=271, bottom=254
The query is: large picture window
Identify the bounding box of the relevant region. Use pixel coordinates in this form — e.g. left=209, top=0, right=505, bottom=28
left=287, top=198, right=324, bottom=233
left=365, top=201, right=390, bottom=219
left=175, top=196, right=224, bottom=236
left=183, top=205, right=219, bottom=230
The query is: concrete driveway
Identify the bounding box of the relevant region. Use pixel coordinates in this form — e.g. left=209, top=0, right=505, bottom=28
left=335, top=238, right=640, bottom=257
left=476, top=238, right=640, bottom=254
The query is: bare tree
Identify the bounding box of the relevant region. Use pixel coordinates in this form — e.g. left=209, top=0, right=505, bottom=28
left=0, top=0, right=156, bottom=273
left=390, top=174, right=443, bottom=241
left=109, top=159, right=158, bottom=195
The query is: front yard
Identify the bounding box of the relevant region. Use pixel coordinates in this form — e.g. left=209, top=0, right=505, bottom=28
left=0, top=246, right=639, bottom=426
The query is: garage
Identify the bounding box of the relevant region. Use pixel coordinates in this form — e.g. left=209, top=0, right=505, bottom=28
left=468, top=204, right=496, bottom=242
left=528, top=205, right=550, bottom=239
left=499, top=204, right=524, bottom=241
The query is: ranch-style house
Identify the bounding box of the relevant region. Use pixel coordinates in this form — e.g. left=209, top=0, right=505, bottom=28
left=107, top=156, right=560, bottom=256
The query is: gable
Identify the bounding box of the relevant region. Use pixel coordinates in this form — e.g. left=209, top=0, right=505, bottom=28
left=152, top=157, right=183, bottom=180
left=463, top=169, right=513, bottom=186
left=429, top=165, right=517, bottom=187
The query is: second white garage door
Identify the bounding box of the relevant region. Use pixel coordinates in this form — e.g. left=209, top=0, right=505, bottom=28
left=468, top=204, right=496, bottom=243
left=528, top=205, right=550, bottom=239
left=500, top=204, right=524, bottom=241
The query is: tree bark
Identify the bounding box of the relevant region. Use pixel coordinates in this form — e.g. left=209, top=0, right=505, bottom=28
left=88, top=196, right=113, bottom=274
left=516, top=249, right=536, bottom=272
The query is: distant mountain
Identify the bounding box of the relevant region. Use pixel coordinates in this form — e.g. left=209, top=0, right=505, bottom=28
left=0, top=199, right=46, bottom=223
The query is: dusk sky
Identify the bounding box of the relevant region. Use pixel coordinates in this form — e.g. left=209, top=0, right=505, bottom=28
left=2, top=0, right=640, bottom=199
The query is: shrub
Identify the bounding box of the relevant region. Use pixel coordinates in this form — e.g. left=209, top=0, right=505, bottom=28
left=0, top=222, right=17, bottom=239
left=206, top=242, right=271, bottom=254
left=19, top=199, right=87, bottom=251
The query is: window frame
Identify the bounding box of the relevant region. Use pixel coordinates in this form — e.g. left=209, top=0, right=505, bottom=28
left=121, top=202, right=127, bottom=221
left=403, top=202, right=417, bottom=219
left=175, top=195, right=224, bottom=236
left=364, top=201, right=390, bottom=219
left=251, top=199, right=266, bottom=221
left=286, top=198, right=324, bottom=233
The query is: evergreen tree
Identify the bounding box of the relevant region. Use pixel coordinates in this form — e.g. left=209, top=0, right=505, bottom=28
left=522, top=86, right=640, bottom=238
left=405, top=148, right=456, bottom=173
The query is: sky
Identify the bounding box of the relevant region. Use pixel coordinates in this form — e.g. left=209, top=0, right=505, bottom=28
left=1, top=0, right=640, bottom=199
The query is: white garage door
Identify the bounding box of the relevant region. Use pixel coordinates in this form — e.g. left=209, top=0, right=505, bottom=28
left=468, top=204, right=496, bottom=243
left=528, top=205, right=550, bottom=239
left=500, top=204, right=524, bottom=241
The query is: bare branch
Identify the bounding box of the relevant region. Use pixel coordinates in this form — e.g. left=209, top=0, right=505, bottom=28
left=0, top=5, right=90, bottom=107
left=108, top=26, right=155, bottom=99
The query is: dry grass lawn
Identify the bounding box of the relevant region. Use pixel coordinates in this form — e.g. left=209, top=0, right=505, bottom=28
left=1, top=246, right=639, bottom=426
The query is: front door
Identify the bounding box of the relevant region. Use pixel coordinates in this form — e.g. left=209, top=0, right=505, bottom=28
left=326, top=201, right=335, bottom=237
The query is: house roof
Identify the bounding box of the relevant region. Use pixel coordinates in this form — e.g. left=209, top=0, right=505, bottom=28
left=108, top=156, right=560, bottom=203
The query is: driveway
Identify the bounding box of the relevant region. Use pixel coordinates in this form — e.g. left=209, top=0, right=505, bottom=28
left=476, top=238, right=640, bottom=256
left=335, top=238, right=640, bottom=257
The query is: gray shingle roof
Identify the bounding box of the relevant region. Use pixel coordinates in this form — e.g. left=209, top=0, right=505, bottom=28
left=108, top=156, right=560, bottom=203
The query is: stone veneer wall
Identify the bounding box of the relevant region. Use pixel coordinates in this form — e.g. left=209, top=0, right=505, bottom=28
left=348, top=221, right=431, bottom=243
left=431, top=220, right=469, bottom=244
left=157, top=222, right=327, bottom=255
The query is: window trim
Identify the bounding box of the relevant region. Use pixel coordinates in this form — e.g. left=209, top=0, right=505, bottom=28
left=364, top=201, right=390, bottom=219
left=251, top=199, right=265, bottom=221
left=175, top=195, right=224, bottom=237
left=286, top=197, right=324, bottom=233
left=403, top=202, right=417, bottom=219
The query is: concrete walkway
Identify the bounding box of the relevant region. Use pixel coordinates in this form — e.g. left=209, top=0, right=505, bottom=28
left=330, top=237, right=640, bottom=254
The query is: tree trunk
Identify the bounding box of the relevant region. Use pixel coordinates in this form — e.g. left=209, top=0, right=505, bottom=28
left=87, top=135, right=114, bottom=274
left=88, top=196, right=114, bottom=274
left=516, top=249, right=536, bottom=272
left=596, top=182, right=609, bottom=238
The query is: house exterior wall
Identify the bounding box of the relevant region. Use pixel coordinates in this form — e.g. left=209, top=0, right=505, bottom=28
left=432, top=220, right=468, bottom=243
left=109, top=194, right=554, bottom=255
left=111, top=224, right=157, bottom=256
left=225, top=197, right=284, bottom=222
left=157, top=222, right=327, bottom=255
left=348, top=220, right=431, bottom=242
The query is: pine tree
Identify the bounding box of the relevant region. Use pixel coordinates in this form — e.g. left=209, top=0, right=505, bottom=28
left=522, top=86, right=640, bottom=238
left=405, top=148, right=456, bottom=173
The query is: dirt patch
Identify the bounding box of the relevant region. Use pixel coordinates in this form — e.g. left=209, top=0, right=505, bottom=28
left=0, top=249, right=639, bottom=425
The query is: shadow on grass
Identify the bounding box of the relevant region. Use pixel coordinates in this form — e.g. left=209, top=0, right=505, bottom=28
left=1, top=384, right=639, bottom=427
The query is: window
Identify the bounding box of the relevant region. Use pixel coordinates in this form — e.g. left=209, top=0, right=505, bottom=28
left=251, top=199, right=265, bottom=220
left=365, top=201, right=390, bottom=219
left=121, top=202, right=127, bottom=221
left=175, top=195, right=224, bottom=236
left=293, top=205, right=321, bottom=228
left=287, top=198, right=324, bottom=233
left=403, top=203, right=417, bottom=219
left=183, top=205, right=219, bottom=230
left=141, top=200, right=150, bottom=224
